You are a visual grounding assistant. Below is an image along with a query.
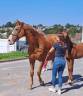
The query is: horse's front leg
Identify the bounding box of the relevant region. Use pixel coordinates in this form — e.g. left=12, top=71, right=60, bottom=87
left=37, top=62, right=45, bottom=86
left=67, top=58, right=74, bottom=84
left=29, top=58, right=35, bottom=89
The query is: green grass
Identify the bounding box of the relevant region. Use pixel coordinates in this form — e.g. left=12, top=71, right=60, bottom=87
left=0, top=51, right=28, bottom=61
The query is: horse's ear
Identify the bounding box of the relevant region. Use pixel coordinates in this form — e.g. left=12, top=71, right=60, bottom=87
left=15, top=20, right=21, bottom=25
left=15, top=20, right=24, bottom=27
left=16, top=20, right=20, bottom=23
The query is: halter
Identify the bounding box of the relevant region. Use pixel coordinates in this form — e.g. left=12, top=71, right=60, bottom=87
left=11, top=33, right=19, bottom=40
left=11, top=33, right=17, bottom=36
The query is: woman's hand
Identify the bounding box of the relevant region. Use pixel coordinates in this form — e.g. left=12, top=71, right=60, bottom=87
left=42, top=47, right=55, bottom=72
left=42, top=60, right=48, bottom=72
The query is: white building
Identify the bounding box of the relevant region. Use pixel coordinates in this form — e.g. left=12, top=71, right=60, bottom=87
left=17, top=37, right=28, bottom=51
left=0, top=39, right=16, bottom=53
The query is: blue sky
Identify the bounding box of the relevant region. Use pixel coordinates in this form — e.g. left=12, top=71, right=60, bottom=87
left=0, top=0, right=83, bottom=26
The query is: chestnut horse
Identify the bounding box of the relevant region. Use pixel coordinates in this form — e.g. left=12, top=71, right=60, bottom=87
left=8, top=20, right=73, bottom=89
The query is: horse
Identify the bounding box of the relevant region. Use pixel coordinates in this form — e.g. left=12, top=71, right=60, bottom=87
left=8, top=20, right=74, bottom=89
left=8, top=20, right=60, bottom=89
left=62, top=31, right=83, bottom=84
left=70, top=43, right=83, bottom=70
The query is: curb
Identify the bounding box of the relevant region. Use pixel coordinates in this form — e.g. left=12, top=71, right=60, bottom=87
left=0, top=57, right=28, bottom=63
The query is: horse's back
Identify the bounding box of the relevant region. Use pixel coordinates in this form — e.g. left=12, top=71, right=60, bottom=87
left=72, top=43, right=83, bottom=58
left=46, top=34, right=58, bottom=45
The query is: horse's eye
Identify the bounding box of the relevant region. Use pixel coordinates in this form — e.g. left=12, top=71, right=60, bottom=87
left=16, top=29, right=19, bottom=31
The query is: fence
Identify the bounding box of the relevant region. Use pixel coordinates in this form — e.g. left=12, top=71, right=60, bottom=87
left=0, top=39, right=16, bottom=53
left=0, top=37, right=28, bottom=53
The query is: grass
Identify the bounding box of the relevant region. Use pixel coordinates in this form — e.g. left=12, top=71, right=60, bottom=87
left=0, top=51, right=28, bottom=61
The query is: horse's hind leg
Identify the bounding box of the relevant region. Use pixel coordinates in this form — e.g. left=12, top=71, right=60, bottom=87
left=37, top=62, right=44, bottom=86
left=67, top=58, right=74, bottom=84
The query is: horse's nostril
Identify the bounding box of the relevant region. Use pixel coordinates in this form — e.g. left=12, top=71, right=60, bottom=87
left=8, top=39, right=10, bottom=41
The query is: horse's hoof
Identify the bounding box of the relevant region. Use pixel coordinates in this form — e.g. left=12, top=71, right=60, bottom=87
left=40, top=80, right=45, bottom=86
left=28, top=84, right=32, bottom=90
left=28, top=87, right=32, bottom=90
left=68, top=80, right=73, bottom=85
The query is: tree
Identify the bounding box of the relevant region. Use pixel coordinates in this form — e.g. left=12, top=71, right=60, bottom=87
left=5, top=22, right=15, bottom=27
left=44, top=24, right=63, bottom=34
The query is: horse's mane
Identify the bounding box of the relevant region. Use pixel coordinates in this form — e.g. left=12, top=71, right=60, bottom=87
left=16, top=20, right=46, bottom=38
left=25, top=23, right=46, bottom=36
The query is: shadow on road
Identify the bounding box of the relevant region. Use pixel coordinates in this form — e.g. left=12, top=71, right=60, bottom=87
left=31, top=74, right=83, bottom=91
left=62, top=74, right=83, bottom=94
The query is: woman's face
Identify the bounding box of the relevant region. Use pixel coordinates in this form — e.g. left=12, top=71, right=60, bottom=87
left=62, top=31, right=68, bottom=38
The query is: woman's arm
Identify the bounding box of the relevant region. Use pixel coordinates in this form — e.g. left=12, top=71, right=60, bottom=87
left=46, top=47, right=55, bottom=60
left=42, top=47, right=55, bottom=71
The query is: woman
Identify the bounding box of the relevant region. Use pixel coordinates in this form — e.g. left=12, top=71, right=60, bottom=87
left=42, top=35, right=67, bottom=95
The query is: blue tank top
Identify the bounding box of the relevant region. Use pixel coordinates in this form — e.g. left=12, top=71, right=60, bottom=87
left=53, top=42, right=67, bottom=57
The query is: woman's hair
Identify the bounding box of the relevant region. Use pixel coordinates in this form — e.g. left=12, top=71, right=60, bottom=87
left=58, top=35, right=65, bottom=42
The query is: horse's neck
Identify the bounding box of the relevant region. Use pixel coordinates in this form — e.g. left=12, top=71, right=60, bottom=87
left=25, top=29, right=48, bottom=50
left=65, top=36, right=72, bottom=42
left=65, top=36, right=73, bottom=47
left=26, top=33, right=38, bottom=46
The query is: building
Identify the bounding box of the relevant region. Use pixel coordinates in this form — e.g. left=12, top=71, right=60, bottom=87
left=16, top=37, right=28, bottom=51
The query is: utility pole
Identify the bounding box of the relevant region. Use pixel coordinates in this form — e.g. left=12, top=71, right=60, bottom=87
left=81, top=26, right=83, bottom=42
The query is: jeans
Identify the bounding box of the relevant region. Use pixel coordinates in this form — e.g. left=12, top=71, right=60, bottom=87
left=52, top=57, right=66, bottom=88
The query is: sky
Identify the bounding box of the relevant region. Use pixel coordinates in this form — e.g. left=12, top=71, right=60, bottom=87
left=0, top=0, right=83, bottom=26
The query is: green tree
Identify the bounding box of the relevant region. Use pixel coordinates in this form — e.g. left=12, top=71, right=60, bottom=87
left=5, top=22, right=15, bottom=27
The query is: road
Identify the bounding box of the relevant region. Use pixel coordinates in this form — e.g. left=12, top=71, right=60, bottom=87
left=0, top=59, right=83, bottom=96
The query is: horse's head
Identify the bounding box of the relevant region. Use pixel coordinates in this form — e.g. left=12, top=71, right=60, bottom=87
left=8, top=20, right=39, bottom=45
left=8, top=20, right=25, bottom=45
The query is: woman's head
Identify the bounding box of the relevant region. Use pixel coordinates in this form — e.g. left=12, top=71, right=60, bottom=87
left=62, top=28, right=69, bottom=38
left=57, top=32, right=65, bottom=42
left=58, top=35, right=65, bottom=42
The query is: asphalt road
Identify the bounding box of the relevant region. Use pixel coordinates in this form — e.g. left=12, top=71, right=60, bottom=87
left=0, top=59, right=83, bottom=96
